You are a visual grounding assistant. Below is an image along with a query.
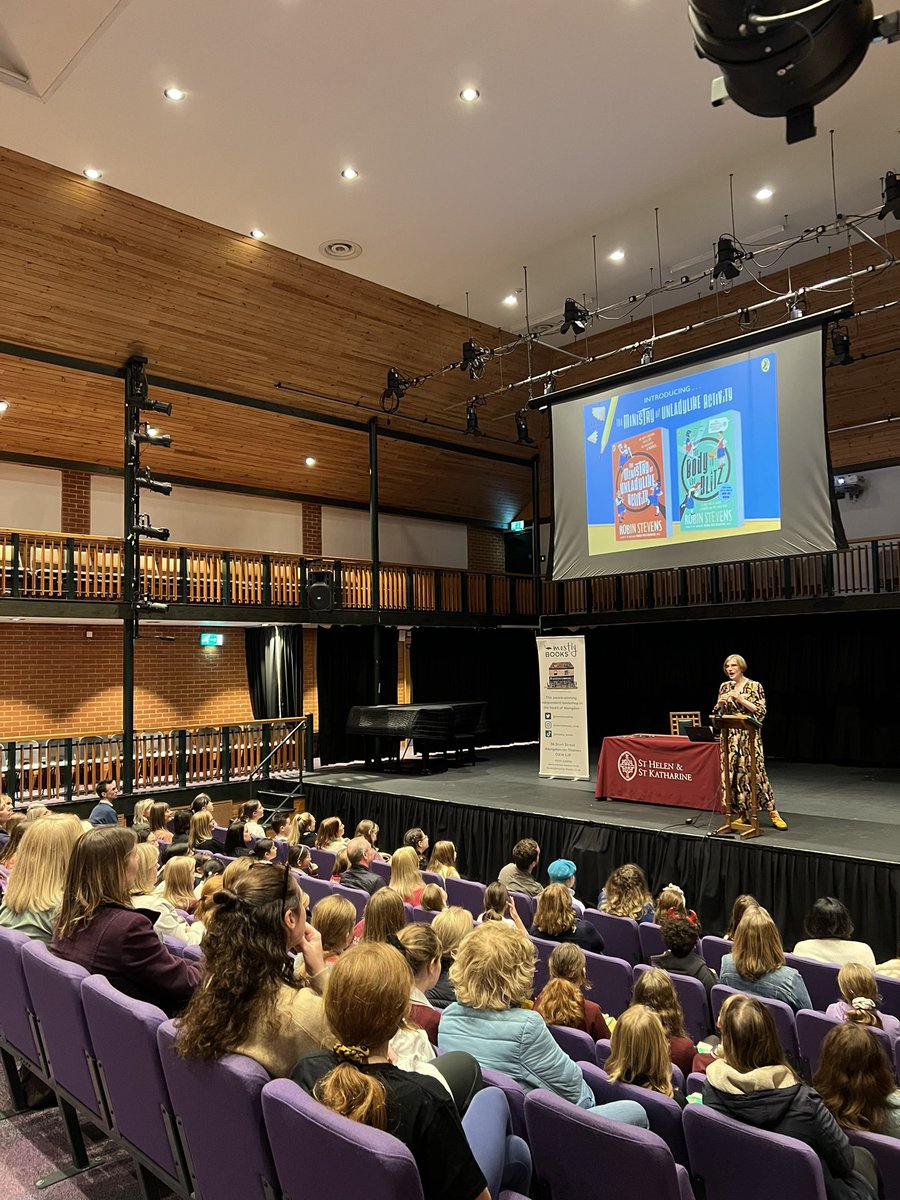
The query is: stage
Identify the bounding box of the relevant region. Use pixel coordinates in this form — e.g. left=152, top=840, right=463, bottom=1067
left=304, top=746, right=900, bottom=959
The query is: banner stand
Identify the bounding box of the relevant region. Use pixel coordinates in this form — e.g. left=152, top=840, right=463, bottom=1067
left=536, top=636, right=590, bottom=781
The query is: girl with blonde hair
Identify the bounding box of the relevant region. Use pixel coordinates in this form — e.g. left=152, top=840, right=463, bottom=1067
left=815, top=1022, right=900, bottom=1137
left=631, top=967, right=698, bottom=1077
left=131, top=843, right=204, bottom=946
left=426, top=841, right=460, bottom=880
left=607, top=1005, right=682, bottom=1102
left=420, top=883, right=447, bottom=912
left=427, top=907, right=473, bottom=1008
left=357, top=886, right=406, bottom=944
left=825, top=963, right=900, bottom=1039
left=532, top=882, right=605, bottom=953
left=311, top=894, right=357, bottom=963
left=193, top=874, right=224, bottom=926
left=291, top=943, right=490, bottom=1200
left=720, top=906, right=812, bottom=1011
left=388, top=845, right=425, bottom=906
left=0, top=814, right=82, bottom=944
left=315, top=816, right=347, bottom=853
left=161, top=856, right=199, bottom=914
left=132, top=798, right=154, bottom=831
left=535, top=942, right=611, bottom=1040
left=188, top=810, right=220, bottom=853
left=598, top=863, right=653, bottom=923
left=329, top=848, right=350, bottom=883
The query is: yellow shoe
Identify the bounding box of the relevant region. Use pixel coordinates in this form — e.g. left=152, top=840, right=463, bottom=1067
left=769, top=810, right=787, bottom=830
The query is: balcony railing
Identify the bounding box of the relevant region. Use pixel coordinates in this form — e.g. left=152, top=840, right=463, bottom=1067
left=2, top=718, right=307, bottom=805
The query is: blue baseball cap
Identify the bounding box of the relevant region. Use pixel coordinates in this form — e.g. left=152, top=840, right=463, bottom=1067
left=547, top=858, right=577, bottom=883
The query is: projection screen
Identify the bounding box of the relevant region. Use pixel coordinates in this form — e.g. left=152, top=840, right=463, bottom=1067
left=549, top=320, right=845, bottom=580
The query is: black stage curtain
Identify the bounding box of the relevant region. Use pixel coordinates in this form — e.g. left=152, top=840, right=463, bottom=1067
left=410, top=628, right=539, bottom=746
left=304, top=781, right=900, bottom=960
left=317, top=627, right=399, bottom=765
left=584, top=610, right=900, bottom=767
left=244, top=626, right=302, bottom=719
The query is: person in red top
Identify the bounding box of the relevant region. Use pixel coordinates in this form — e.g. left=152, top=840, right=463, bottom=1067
left=535, top=943, right=612, bottom=1040
left=388, top=846, right=425, bottom=907
left=397, top=923, right=442, bottom=1047
left=630, top=967, right=697, bottom=1079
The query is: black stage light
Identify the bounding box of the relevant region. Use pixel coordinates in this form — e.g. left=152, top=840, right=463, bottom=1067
left=788, top=294, right=809, bottom=320
left=465, top=400, right=484, bottom=437
left=139, top=397, right=172, bottom=416
left=382, top=367, right=407, bottom=406
left=460, top=339, right=489, bottom=381
left=738, top=307, right=753, bottom=329
left=640, top=346, right=653, bottom=366
left=560, top=298, right=589, bottom=337
left=137, top=469, right=173, bottom=496
left=879, top=170, right=900, bottom=220
left=831, top=326, right=854, bottom=365
left=136, top=425, right=172, bottom=448
left=688, top=0, right=898, bottom=144
left=713, top=235, right=742, bottom=282
left=543, top=374, right=556, bottom=397
left=133, top=519, right=170, bottom=541
left=137, top=598, right=169, bottom=613
left=515, top=410, right=535, bottom=445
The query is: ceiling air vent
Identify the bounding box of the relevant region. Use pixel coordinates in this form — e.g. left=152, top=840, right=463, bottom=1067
left=318, top=240, right=363, bottom=261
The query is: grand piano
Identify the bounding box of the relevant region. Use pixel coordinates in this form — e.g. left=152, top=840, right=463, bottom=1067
left=345, top=701, right=488, bottom=773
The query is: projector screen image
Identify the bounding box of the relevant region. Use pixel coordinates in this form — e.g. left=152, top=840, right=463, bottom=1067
left=551, top=324, right=842, bottom=579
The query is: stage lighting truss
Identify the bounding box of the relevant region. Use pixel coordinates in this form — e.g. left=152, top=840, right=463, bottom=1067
left=465, top=397, right=486, bottom=437
left=830, top=324, right=854, bottom=365
left=515, top=409, right=536, bottom=445
left=560, top=297, right=590, bottom=337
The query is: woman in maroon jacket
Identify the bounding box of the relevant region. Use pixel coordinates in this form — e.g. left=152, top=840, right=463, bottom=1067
left=51, top=825, right=201, bottom=1016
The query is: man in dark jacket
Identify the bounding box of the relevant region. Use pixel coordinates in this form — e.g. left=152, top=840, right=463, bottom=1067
left=651, top=911, right=718, bottom=997
left=88, top=779, right=119, bottom=826
left=341, top=837, right=385, bottom=896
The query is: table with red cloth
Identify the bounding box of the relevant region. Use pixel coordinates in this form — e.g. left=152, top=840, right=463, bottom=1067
left=595, top=735, right=721, bottom=810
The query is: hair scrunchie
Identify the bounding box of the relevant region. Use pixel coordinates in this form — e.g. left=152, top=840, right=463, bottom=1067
left=212, top=888, right=245, bottom=912
left=851, top=996, right=877, bottom=1011
left=334, top=1044, right=369, bottom=1065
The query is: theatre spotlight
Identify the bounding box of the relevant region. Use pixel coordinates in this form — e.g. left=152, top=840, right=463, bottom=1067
left=515, top=409, right=535, bottom=445
left=382, top=367, right=408, bottom=411
left=137, top=597, right=169, bottom=613
left=465, top=400, right=485, bottom=437
left=543, top=374, right=556, bottom=397
left=831, top=326, right=854, bottom=365
left=460, top=339, right=489, bottom=381
left=139, top=396, right=172, bottom=417
left=788, top=293, right=809, bottom=320
left=879, top=170, right=900, bottom=220
left=640, top=346, right=653, bottom=366
left=688, top=0, right=900, bottom=144
left=136, top=423, right=172, bottom=448
left=737, top=307, right=753, bottom=329
left=713, top=236, right=742, bottom=282
left=137, top=469, right=173, bottom=496
left=133, top=517, right=170, bottom=542
left=560, top=298, right=589, bottom=337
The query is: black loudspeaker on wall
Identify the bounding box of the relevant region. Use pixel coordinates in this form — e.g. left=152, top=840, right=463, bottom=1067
left=307, top=570, right=334, bottom=612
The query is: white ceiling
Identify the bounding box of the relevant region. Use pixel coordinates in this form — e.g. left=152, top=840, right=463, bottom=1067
left=0, top=0, right=898, bottom=342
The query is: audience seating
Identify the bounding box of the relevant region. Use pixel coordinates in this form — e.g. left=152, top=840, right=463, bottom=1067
left=547, top=1023, right=596, bottom=1063
left=445, top=876, right=485, bottom=918
left=421, top=870, right=444, bottom=888
left=411, top=907, right=437, bottom=923
left=369, top=858, right=391, bottom=882
left=784, top=954, right=841, bottom=1010
left=461, top=1083, right=532, bottom=1199
left=525, top=1088, right=695, bottom=1200
left=795, top=1008, right=894, bottom=1078
left=509, top=891, right=535, bottom=926
left=304, top=876, right=335, bottom=907
left=309, top=847, right=336, bottom=877
left=182, top=944, right=204, bottom=963
left=848, top=1129, right=900, bottom=1198
left=700, top=935, right=731, bottom=975
left=584, top=909, right=642, bottom=965
left=686, top=1071, right=706, bottom=1095
left=638, top=922, right=667, bottom=961
left=579, top=1060, right=689, bottom=1167
left=877, top=974, right=900, bottom=1021
left=481, top=1067, right=529, bottom=1141
left=711, top=985, right=800, bottom=1062
left=530, top=935, right=556, bottom=994
left=595, top=1038, right=612, bottom=1068
left=633, top=963, right=712, bottom=1042
left=683, top=1102, right=828, bottom=1200
left=333, top=882, right=368, bottom=919
left=163, top=937, right=185, bottom=957
left=583, top=949, right=633, bottom=1017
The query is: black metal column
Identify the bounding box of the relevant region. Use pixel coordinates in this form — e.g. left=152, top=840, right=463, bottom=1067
left=122, top=362, right=142, bottom=797
left=369, top=419, right=382, bottom=703
left=531, top=456, right=542, bottom=617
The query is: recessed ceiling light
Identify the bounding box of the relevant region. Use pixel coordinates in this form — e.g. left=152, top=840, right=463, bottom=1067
left=163, top=87, right=185, bottom=101
left=340, top=167, right=359, bottom=181
left=0, top=400, right=8, bottom=414
left=608, top=248, right=626, bottom=262
left=755, top=186, right=774, bottom=201
left=83, top=167, right=102, bottom=180
left=249, top=228, right=266, bottom=240
left=305, top=456, right=316, bottom=467
left=502, top=294, right=519, bottom=306
left=459, top=87, right=480, bottom=103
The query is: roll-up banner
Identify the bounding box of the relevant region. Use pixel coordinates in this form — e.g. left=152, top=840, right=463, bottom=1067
left=536, top=636, right=590, bottom=780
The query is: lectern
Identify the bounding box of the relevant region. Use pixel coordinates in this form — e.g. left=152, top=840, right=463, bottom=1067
left=710, top=713, right=764, bottom=840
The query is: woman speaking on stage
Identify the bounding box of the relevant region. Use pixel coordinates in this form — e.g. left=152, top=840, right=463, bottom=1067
left=715, top=654, right=786, bottom=831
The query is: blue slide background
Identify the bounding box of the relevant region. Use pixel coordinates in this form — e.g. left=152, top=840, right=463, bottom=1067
left=583, top=353, right=781, bottom=527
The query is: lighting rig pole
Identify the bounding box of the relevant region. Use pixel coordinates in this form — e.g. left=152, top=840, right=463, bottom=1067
left=368, top=418, right=381, bottom=704
left=123, top=356, right=173, bottom=796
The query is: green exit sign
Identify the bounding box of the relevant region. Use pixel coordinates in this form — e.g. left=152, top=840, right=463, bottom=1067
left=199, top=633, right=224, bottom=647
left=510, top=520, right=526, bottom=532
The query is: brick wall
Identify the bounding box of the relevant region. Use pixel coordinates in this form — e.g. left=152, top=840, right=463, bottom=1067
left=467, top=526, right=506, bottom=574
left=302, top=626, right=318, bottom=724
left=60, top=471, right=91, bottom=534
left=302, top=503, right=322, bottom=557
left=0, top=624, right=253, bottom=738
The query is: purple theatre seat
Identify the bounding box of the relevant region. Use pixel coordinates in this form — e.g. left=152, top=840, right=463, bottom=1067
left=403, top=903, right=416, bottom=924
left=686, top=1071, right=707, bottom=1095
left=683, top=1102, right=828, bottom=1200
left=711, top=985, right=800, bottom=1061
left=333, top=882, right=368, bottom=920
left=462, top=1085, right=532, bottom=1199
left=639, top=922, right=668, bottom=962
left=308, top=847, right=336, bottom=878
left=411, top=907, right=438, bottom=923
left=481, top=1067, right=529, bottom=1141
left=262, top=1077, right=424, bottom=1199
left=784, top=954, right=841, bottom=1011
left=633, top=963, right=713, bottom=1042
left=509, top=891, right=536, bottom=927
left=421, top=871, right=443, bottom=888
left=445, top=876, right=485, bottom=919
left=547, top=1023, right=596, bottom=1064
left=796, top=1009, right=894, bottom=1078
left=81, top=975, right=190, bottom=1199
left=157, top=1020, right=277, bottom=1200
left=848, top=1130, right=900, bottom=1198
left=181, top=943, right=204, bottom=963
left=877, top=974, right=900, bottom=1022
left=303, top=875, right=335, bottom=907
left=584, top=950, right=633, bottom=1018
left=579, top=1060, right=689, bottom=1167
left=0, top=926, right=46, bottom=1081
left=163, top=937, right=186, bottom=958
left=211, top=824, right=228, bottom=846
left=595, top=1038, right=612, bottom=1068
left=584, top=910, right=642, bottom=966
left=530, top=935, right=556, bottom=994
left=273, top=840, right=289, bottom=865
left=369, top=858, right=391, bottom=882
left=525, top=1088, right=695, bottom=1200
left=700, top=935, right=732, bottom=975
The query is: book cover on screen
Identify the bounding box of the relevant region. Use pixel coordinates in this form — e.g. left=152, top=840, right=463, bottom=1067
left=676, top=412, right=744, bottom=532
left=612, top=428, right=671, bottom=543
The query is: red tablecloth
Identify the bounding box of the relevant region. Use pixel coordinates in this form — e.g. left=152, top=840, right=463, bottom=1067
left=596, top=735, right=721, bottom=810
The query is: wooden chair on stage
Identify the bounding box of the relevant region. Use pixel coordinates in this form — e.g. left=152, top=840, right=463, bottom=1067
left=711, top=713, right=763, bottom=840
left=669, top=711, right=701, bottom=736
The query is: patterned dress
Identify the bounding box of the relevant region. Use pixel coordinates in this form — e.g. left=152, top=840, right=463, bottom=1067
left=715, top=679, right=775, bottom=818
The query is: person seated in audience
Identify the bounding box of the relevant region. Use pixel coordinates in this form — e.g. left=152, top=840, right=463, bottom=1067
left=131, top=843, right=205, bottom=946
left=288, top=844, right=317, bottom=875
left=132, top=798, right=154, bottom=834
left=188, top=810, right=222, bottom=854
left=268, top=814, right=289, bottom=842
left=389, top=845, right=426, bottom=906
left=532, top=883, right=605, bottom=954
left=498, top=837, right=543, bottom=898
left=25, top=803, right=50, bottom=822
left=651, top=910, right=718, bottom=996
left=705, top=994, right=878, bottom=1199
left=535, top=942, right=611, bottom=1040
left=438, top=923, right=648, bottom=1126
left=630, top=967, right=698, bottom=1078
left=296, top=811, right=316, bottom=846
left=421, top=883, right=447, bottom=913
left=825, top=962, right=900, bottom=1040
left=222, top=857, right=256, bottom=887
left=292, top=943, right=490, bottom=1200
left=330, top=847, right=350, bottom=882
left=356, top=886, right=406, bottom=945
left=253, top=837, right=278, bottom=863
left=161, top=855, right=200, bottom=915
left=427, top=840, right=460, bottom=880
left=653, top=883, right=695, bottom=926
left=223, top=820, right=254, bottom=857
left=311, top=894, right=357, bottom=967
left=355, top=818, right=390, bottom=861
left=341, top=836, right=385, bottom=895
left=477, top=881, right=522, bottom=927
left=794, top=897, right=877, bottom=968
left=193, top=874, right=224, bottom=926
left=815, top=1022, right=900, bottom=1139
left=398, top=923, right=443, bottom=1047
left=147, top=801, right=174, bottom=847
left=88, top=778, right=119, bottom=827
left=0, top=816, right=26, bottom=868
left=190, top=792, right=213, bottom=815
left=720, top=906, right=812, bottom=1010
left=725, top=892, right=760, bottom=939
left=403, top=827, right=430, bottom=868
left=0, top=792, right=15, bottom=833
left=427, top=907, right=473, bottom=1009
left=175, top=863, right=332, bottom=1076
left=546, top=858, right=585, bottom=915
left=52, top=826, right=201, bottom=1016
left=315, top=816, right=348, bottom=853
left=0, top=814, right=82, bottom=944
left=876, top=947, right=900, bottom=980
left=194, top=857, right=224, bottom=896
left=160, top=809, right=192, bottom=863
left=606, top=1005, right=686, bottom=1107
left=239, top=800, right=268, bottom=841
left=597, top=863, right=653, bottom=923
